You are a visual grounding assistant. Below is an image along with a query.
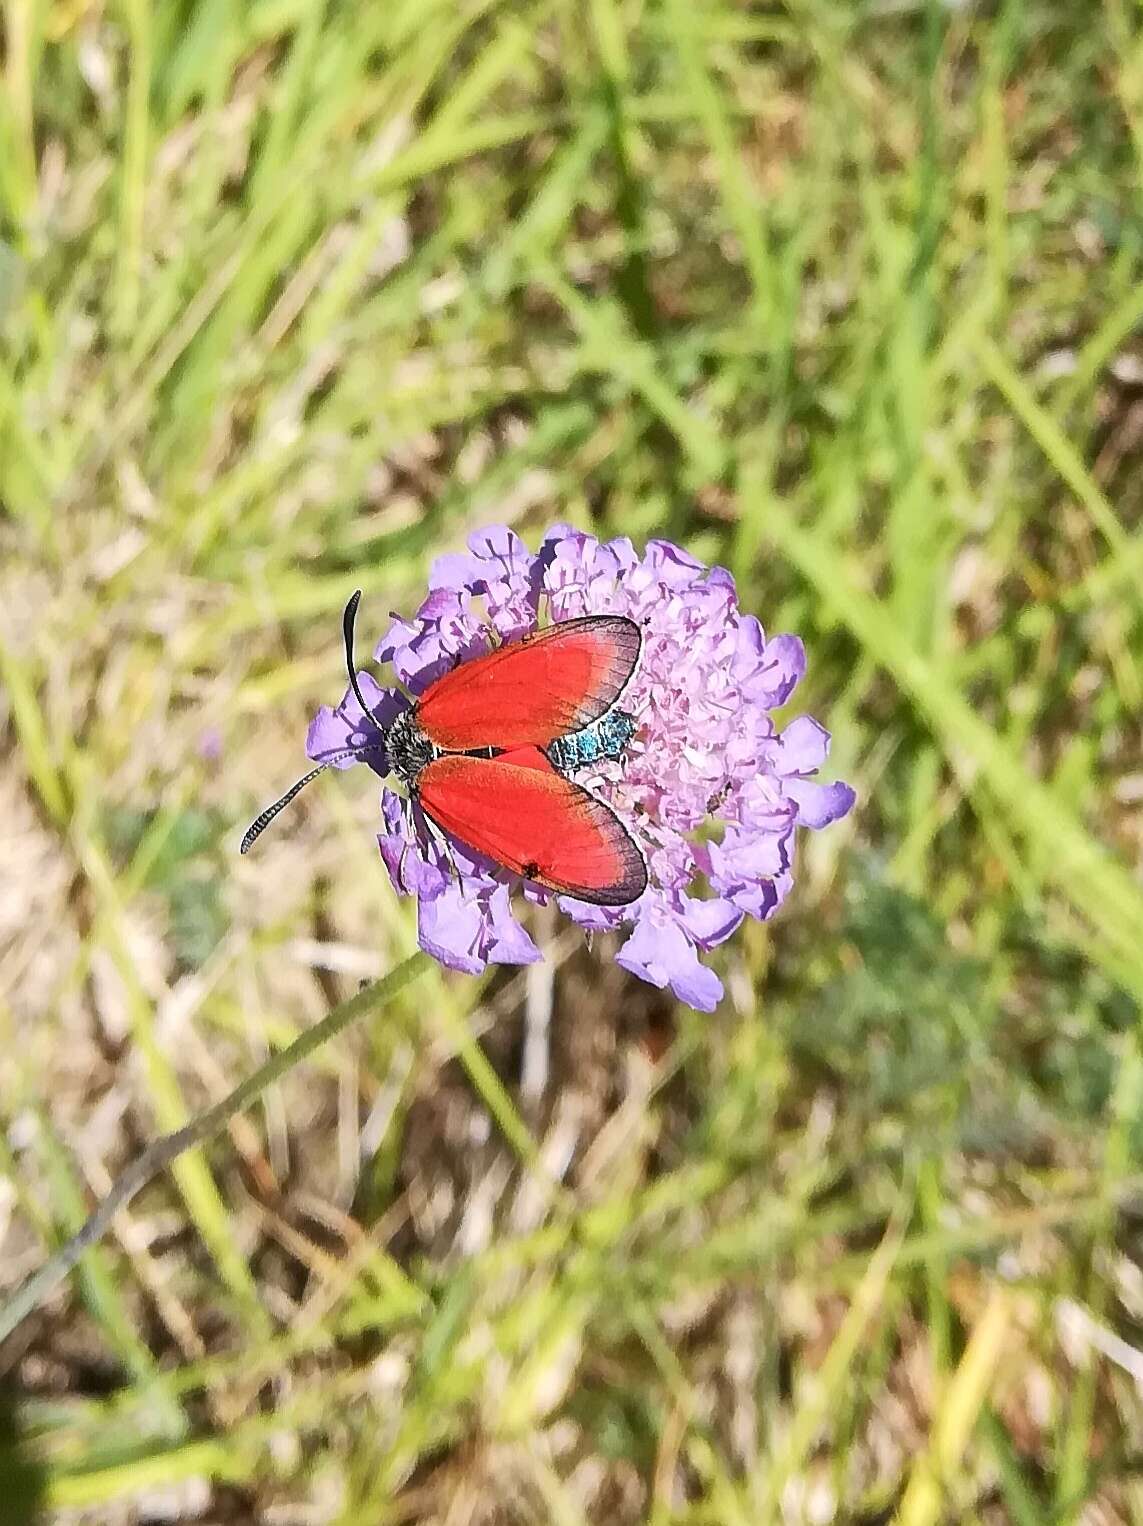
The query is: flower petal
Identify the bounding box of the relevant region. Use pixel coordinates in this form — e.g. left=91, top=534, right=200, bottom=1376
left=675, top=895, right=743, bottom=950
left=306, top=673, right=398, bottom=773
left=468, top=524, right=527, bottom=561
left=645, top=539, right=706, bottom=586
left=417, top=883, right=487, bottom=975
left=774, top=714, right=831, bottom=775
left=617, top=913, right=723, bottom=1012
left=786, top=777, right=857, bottom=829
left=428, top=551, right=485, bottom=592
left=484, top=884, right=543, bottom=964
left=557, top=897, right=627, bottom=932
left=757, top=634, right=806, bottom=706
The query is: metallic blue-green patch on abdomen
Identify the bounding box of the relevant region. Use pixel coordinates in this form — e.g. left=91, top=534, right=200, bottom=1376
left=548, top=709, right=637, bottom=775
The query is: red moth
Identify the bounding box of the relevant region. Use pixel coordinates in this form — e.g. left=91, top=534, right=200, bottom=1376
left=241, top=594, right=648, bottom=906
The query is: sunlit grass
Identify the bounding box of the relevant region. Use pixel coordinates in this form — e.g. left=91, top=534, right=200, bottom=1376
left=2, top=0, right=1142, bottom=1520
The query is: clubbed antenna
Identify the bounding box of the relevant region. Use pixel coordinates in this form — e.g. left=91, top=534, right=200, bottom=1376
left=241, top=592, right=389, bottom=855
left=240, top=757, right=350, bottom=853
left=343, top=590, right=389, bottom=731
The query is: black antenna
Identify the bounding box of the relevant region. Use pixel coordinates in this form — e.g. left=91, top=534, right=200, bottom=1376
left=241, top=592, right=391, bottom=855
left=343, top=590, right=389, bottom=731
left=240, top=758, right=348, bottom=853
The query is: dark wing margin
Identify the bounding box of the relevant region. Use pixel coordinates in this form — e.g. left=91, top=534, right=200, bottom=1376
left=415, top=615, right=641, bottom=751
left=417, top=749, right=647, bottom=906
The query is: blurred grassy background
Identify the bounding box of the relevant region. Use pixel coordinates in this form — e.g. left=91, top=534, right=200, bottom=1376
left=2, top=0, right=1143, bottom=1519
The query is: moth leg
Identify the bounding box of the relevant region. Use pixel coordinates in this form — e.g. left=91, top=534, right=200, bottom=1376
left=416, top=798, right=461, bottom=882
left=437, top=828, right=461, bottom=883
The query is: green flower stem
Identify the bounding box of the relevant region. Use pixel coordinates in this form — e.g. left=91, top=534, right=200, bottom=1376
left=0, top=950, right=432, bottom=1345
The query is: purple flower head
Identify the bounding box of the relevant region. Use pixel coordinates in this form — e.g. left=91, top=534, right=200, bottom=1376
left=307, top=527, right=854, bottom=1011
